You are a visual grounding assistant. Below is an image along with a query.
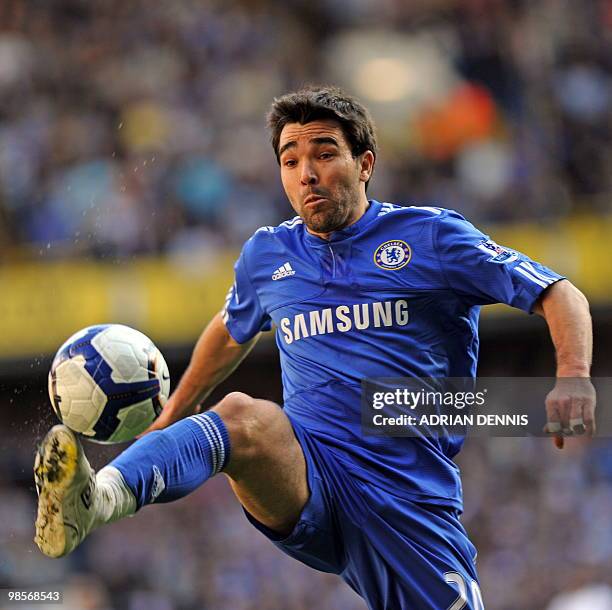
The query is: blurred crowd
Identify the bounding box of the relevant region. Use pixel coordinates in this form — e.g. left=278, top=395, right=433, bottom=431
left=1, top=426, right=611, bottom=610
left=1, top=0, right=612, bottom=260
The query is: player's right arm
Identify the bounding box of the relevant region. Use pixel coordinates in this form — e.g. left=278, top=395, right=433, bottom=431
left=145, top=313, right=260, bottom=432
left=145, top=236, right=271, bottom=433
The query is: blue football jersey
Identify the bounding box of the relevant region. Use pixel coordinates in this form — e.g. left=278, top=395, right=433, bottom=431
left=223, top=201, right=563, bottom=510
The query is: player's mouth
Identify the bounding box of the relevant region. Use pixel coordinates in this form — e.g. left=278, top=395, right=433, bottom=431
left=303, top=194, right=329, bottom=208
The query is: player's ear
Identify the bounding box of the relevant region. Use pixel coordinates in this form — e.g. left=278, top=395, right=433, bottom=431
left=359, top=150, right=375, bottom=183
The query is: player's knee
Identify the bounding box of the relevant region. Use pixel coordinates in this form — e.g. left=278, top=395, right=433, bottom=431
left=215, top=392, right=255, bottom=432
left=214, top=392, right=277, bottom=459
left=219, top=391, right=254, bottom=413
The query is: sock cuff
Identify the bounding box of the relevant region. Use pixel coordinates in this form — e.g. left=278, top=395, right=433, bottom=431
left=188, top=411, right=231, bottom=474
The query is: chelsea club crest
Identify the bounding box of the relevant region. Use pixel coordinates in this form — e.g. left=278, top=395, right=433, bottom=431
left=374, top=240, right=412, bottom=270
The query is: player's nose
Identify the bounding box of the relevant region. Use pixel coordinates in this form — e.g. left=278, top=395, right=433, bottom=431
left=300, top=161, right=318, bottom=185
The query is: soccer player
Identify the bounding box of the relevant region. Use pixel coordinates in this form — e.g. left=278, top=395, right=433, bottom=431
left=34, top=86, right=595, bottom=609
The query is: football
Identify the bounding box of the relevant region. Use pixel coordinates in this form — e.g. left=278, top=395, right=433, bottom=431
left=48, top=324, right=170, bottom=443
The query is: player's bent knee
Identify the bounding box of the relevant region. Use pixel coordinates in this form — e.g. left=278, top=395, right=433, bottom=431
left=213, top=392, right=285, bottom=463
left=215, top=392, right=260, bottom=428
left=217, top=391, right=254, bottom=414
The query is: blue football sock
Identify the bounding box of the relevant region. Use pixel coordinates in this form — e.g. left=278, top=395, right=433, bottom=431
left=110, top=411, right=230, bottom=509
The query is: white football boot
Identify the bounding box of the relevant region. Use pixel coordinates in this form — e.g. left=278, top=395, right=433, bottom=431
left=34, top=425, right=97, bottom=558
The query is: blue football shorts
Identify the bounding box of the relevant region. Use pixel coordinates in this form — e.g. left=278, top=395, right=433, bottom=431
left=243, top=416, right=483, bottom=610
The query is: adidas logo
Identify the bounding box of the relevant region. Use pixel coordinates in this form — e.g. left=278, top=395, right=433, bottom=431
left=272, top=262, right=296, bottom=281
left=150, top=465, right=166, bottom=503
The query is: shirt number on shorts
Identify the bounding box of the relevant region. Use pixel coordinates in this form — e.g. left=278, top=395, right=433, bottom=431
left=444, top=572, right=484, bottom=610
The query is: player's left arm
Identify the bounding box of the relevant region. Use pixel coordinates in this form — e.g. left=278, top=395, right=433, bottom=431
left=533, top=279, right=596, bottom=446
left=434, top=209, right=596, bottom=448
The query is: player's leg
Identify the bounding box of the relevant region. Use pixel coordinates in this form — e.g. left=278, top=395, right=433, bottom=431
left=110, top=392, right=308, bottom=533
left=213, top=392, right=309, bottom=535
left=34, top=392, right=309, bottom=556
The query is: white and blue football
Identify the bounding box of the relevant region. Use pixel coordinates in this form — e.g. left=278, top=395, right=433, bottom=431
left=48, top=324, right=170, bottom=443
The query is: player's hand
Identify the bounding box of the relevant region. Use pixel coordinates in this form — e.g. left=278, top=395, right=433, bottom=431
left=543, top=377, right=596, bottom=449
left=138, top=396, right=202, bottom=437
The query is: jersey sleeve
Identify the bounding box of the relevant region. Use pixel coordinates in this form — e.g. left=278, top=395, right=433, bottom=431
left=434, top=210, right=566, bottom=312
left=221, top=247, right=272, bottom=344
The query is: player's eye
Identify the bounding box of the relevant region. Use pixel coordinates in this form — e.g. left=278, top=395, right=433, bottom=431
left=319, top=152, right=334, bottom=160
left=283, top=159, right=297, bottom=167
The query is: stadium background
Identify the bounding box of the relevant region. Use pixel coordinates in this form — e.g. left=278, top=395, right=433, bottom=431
left=1, top=1, right=611, bottom=608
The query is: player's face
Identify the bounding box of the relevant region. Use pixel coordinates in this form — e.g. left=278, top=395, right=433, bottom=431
left=278, top=120, right=373, bottom=237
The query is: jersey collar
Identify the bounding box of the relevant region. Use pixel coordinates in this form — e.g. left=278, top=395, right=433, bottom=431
left=304, top=199, right=382, bottom=245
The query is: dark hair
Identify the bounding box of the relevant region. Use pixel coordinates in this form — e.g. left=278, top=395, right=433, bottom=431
left=267, top=85, right=377, bottom=185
